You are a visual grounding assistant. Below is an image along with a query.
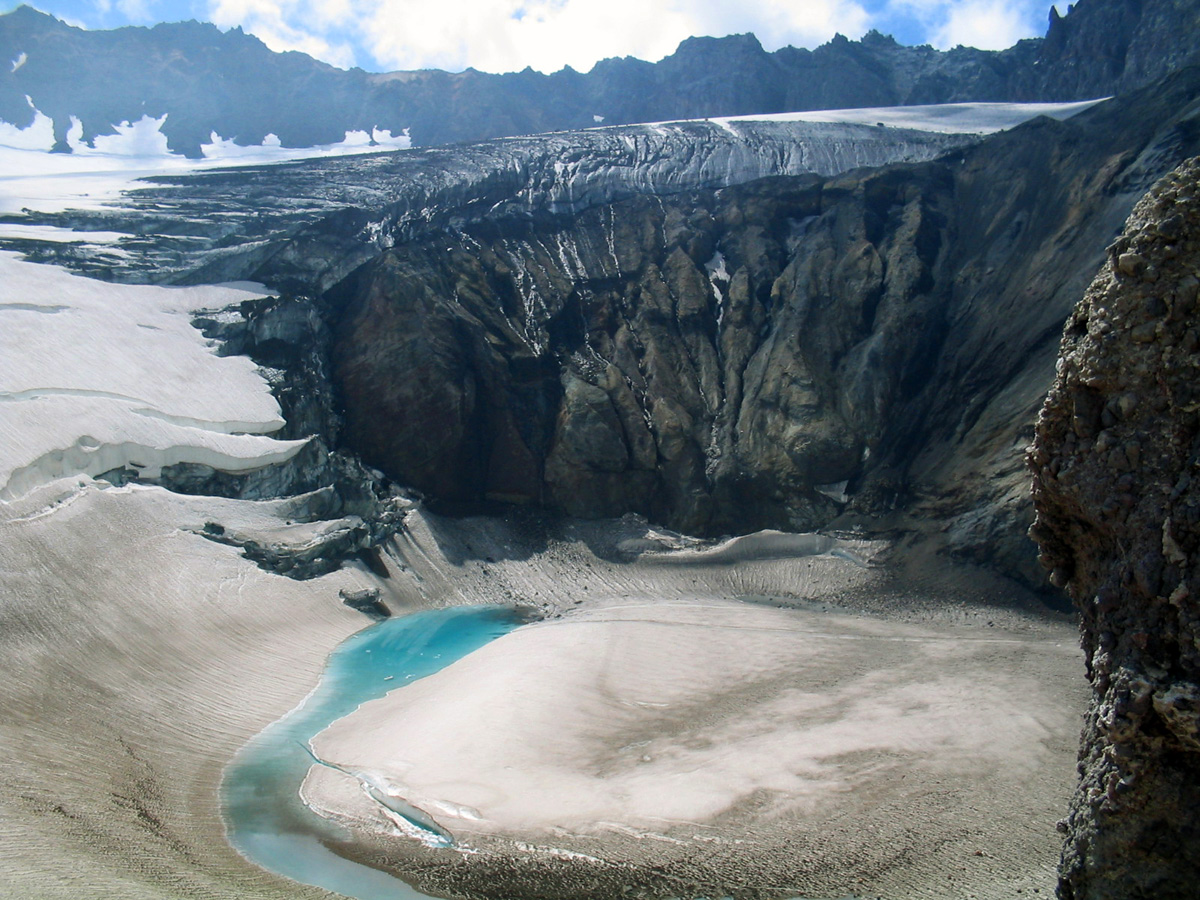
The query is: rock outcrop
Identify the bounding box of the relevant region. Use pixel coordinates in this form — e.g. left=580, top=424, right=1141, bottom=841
left=1029, top=157, right=1200, bottom=897
left=0, top=0, right=1194, bottom=156
left=169, top=292, right=412, bottom=577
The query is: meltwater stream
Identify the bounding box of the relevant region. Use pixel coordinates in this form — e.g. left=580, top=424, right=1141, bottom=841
left=222, top=605, right=526, bottom=900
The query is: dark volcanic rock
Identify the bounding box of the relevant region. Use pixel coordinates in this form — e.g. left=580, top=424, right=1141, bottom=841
left=330, top=67, right=1200, bottom=586
left=0, top=0, right=1194, bottom=157
left=1015, top=0, right=1200, bottom=101
left=1029, top=157, right=1200, bottom=898
left=161, top=291, right=413, bottom=578
left=339, top=587, right=391, bottom=619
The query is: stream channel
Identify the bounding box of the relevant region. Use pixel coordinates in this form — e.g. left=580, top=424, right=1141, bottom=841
left=222, top=604, right=527, bottom=900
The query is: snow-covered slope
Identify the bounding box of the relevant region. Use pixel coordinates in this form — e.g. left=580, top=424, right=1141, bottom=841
left=0, top=109, right=409, bottom=217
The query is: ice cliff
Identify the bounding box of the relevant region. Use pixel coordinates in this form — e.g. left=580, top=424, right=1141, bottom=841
left=0, top=254, right=305, bottom=501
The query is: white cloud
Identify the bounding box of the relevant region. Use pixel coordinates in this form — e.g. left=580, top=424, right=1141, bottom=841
left=207, top=0, right=357, bottom=68
left=202, top=0, right=870, bottom=74
left=116, top=0, right=154, bottom=21
left=692, top=0, right=871, bottom=51
left=933, top=0, right=1036, bottom=49
left=363, top=0, right=700, bottom=73
left=890, top=0, right=1044, bottom=51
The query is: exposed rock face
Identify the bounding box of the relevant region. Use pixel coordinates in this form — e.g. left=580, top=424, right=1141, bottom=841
left=330, top=67, right=1200, bottom=587
left=1028, top=157, right=1200, bottom=897
left=0, top=0, right=1193, bottom=156
left=1020, top=0, right=1200, bottom=101
left=10, top=68, right=1199, bottom=593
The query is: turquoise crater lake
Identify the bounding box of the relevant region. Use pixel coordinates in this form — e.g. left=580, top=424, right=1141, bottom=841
left=222, top=605, right=526, bottom=900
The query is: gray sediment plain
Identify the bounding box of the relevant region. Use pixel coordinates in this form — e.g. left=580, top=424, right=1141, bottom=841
left=0, top=477, right=1085, bottom=900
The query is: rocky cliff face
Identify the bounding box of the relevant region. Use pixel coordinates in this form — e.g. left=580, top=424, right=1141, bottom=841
left=1028, top=157, right=1200, bottom=898
left=0, top=0, right=1193, bottom=156
left=328, top=67, right=1200, bottom=588
left=1017, top=0, right=1200, bottom=101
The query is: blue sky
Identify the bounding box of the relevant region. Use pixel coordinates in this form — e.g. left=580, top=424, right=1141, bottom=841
left=2, top=0, right=1068, bottom=75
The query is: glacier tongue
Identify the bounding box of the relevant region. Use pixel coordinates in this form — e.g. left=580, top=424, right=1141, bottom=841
left=1, top=116, right=979, bottom=291
left=0, top=101, right=1105, bottom=294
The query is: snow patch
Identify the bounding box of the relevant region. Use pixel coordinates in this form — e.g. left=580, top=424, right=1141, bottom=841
left=0, top=115, right=413, bottom=216
left=78, top=114, right=171, bottom=158
left=711, top=118, right=739, bottom=137
left=201, top=126, right=410, bottom=160
left=705, top=250, right=729, bottom=310
left=10, top=52, right=26, bottom=73
left=0, top=224, right=130, bottom=244
left=0, top=101, right=53, bottom=151
left=815, top=481, right=850, bottom=504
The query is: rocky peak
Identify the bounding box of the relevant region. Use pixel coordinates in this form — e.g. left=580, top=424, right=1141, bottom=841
left=4, top=5, right=62, bottom=28
left=1030, top=0, right=1200, bottom=98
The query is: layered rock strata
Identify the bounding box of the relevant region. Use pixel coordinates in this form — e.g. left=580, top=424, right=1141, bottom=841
left=1028, top=157, right=1200, bottom=897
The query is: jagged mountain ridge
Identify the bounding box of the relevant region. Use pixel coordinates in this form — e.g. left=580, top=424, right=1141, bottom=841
left=0, top=0, right=1195, bottom=156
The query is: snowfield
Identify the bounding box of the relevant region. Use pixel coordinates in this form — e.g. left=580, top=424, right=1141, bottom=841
left=0, top=252, right=306, bottom=499
left=707, top=98, right=1107, bottom=134
left=0, top=106, right=411, bottom=216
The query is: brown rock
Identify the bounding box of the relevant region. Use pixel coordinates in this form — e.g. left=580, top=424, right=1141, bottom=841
left=1029, top=156, right=1200, bottom=899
